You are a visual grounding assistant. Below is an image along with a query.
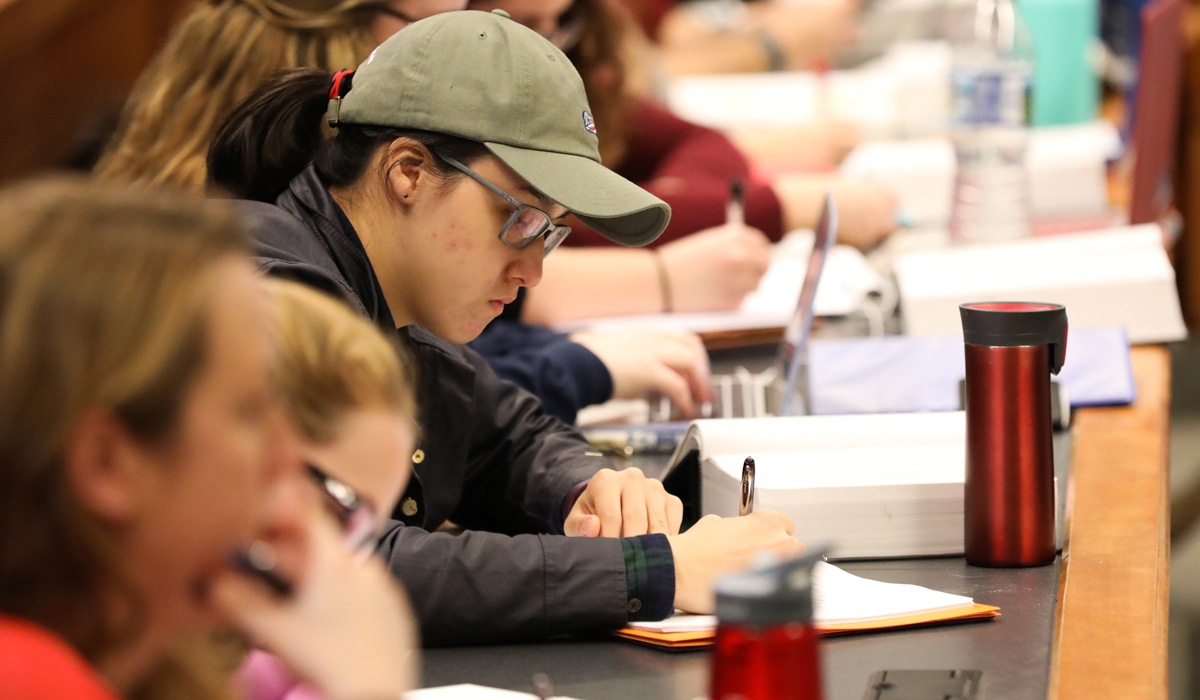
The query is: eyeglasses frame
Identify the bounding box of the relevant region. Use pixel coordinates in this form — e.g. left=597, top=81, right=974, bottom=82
left=305, top=463, right=380, bottom=552
left=435, top=152, right=571, bottom=257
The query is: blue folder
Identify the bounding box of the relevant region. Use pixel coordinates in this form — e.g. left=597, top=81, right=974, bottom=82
left=808, top=327, right=1136, bottom=415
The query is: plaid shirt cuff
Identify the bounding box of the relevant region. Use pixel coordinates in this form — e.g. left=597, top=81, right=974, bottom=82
left=620, top=534, right=676, bottom=622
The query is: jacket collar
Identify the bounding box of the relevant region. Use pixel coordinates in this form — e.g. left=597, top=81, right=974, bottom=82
left=277, top=165, right=397, bottom=330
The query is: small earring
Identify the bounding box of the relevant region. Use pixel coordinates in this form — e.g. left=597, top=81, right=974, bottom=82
left=403, top=193, right=409, bottom=199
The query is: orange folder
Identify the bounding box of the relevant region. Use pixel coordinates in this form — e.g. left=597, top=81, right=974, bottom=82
left=611, top=603, right=1000, bottom=651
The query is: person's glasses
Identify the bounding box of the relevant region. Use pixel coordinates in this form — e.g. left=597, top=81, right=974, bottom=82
left=306, top=463, right=380, bottom=552
left=436, top=153, right=571, bottom=257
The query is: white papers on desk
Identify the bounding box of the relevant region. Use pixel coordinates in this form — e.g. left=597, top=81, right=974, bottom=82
left=667, top=42, right=952, bottom=139
left=555, top=232, right=885, bottom=335
left=892, top=224, right=1187, bottom=343
left=405, top=686, right=578, bottom=700
left=840, top=122, right=1121, bottom=228
left=628, top=562, right=974, bottom=633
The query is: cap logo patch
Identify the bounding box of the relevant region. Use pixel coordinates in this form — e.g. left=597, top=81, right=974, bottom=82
left=582, top=111, right=597, bottom=135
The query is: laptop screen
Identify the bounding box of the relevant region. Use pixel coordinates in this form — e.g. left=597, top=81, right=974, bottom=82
left=778, top=192, right=838, bottom=415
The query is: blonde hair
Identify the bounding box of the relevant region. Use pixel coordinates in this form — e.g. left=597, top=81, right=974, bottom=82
left=95, top=0, right=381, bottom=194
left=0, top=177, right=248, bottom=663
left=265, top=279, right=418, bottom=445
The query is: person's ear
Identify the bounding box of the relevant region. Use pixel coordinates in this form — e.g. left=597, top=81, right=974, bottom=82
left=64, top=408, right=148, bottom=523
left=383, top=139, right=434, bottom=204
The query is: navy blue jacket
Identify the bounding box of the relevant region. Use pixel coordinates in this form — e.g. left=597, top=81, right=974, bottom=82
left=469, top=318, right=612, bottom=424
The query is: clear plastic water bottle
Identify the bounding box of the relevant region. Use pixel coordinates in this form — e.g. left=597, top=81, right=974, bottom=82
left=949, top=0, right=1036, bottom=243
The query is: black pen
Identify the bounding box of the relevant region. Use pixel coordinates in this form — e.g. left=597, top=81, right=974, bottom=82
left=727, top=177, right=745, bottom=229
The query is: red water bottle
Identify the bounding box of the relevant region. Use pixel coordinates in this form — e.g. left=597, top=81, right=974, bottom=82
left=710, top=552, right=824, bottom=700
left=959, top=302, right=1067, bottom=567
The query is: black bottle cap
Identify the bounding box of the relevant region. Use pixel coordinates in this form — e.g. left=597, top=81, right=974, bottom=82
left=959, top=302, right=1068, bottom=374
left=714, top=550, right=825, bottom=626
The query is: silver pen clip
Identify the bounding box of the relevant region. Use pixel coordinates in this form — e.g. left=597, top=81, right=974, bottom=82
left=740, top=456, right=755, bottom=516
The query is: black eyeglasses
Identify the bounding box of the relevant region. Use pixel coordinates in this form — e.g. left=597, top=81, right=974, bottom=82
left=306, top=463, right=380, bottom=552
left=436, top=153, right=571, bottom=257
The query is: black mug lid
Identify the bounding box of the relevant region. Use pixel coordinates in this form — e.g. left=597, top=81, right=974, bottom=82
left=959, top=302, right=1068, bottom=374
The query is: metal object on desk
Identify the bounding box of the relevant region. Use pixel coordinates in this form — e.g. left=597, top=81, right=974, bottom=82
left=740, top=456, right=756, bottom=516
left=863, top=670, right=984, bottom=700
left=582, top=423, right=688, bottom=457
left=960, top=302, right=1067, bottom=567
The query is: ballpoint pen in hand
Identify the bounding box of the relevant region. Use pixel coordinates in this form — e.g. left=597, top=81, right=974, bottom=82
left=727, top=177, right=745, bottom=229
left=740, top=456, right=756, bottom=516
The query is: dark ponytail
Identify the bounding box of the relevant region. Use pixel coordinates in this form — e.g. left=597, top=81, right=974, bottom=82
left=207, top=68, right=330, bottom=202
left=208, top=68, right=489, bottom=202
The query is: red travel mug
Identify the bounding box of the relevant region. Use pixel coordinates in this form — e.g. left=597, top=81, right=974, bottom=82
left=960, top=302, right=1067, bottom=567
left=710, top=552, right=824, bottom=700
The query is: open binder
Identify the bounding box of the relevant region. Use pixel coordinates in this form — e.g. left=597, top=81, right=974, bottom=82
left=661, top=412, right=970, bottom=559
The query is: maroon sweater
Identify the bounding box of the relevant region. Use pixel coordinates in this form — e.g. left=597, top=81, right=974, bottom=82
left=563, top=99, right=785, bottom=249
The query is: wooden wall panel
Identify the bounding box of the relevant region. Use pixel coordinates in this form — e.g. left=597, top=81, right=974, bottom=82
left=0, top=0, right=195, bottom=183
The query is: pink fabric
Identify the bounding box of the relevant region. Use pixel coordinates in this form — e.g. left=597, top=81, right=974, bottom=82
left=236, top=650, right=325, bottom=700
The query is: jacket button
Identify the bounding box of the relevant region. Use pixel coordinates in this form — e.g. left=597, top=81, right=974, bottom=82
left=412, top=449, right=425, bottom=464
left=401, top=498, right=419, bottom=517
left=627, top=598, right=642, bottom=614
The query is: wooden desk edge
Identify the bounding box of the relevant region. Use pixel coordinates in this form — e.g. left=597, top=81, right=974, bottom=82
left=1049, top=345, right=1171, bottom=700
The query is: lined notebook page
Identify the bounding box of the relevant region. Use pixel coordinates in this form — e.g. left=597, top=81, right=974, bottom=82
left=628, top=562, right=973, bottom=633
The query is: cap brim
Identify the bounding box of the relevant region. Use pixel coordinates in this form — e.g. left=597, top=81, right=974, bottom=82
left=485, top=143, right=670, bottom=247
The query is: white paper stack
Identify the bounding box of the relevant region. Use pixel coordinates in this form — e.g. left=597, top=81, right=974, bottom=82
left=628, top=561, right=975, bottom=633
left=840, top=122, right=1121, bottom=228
left=892, top=224, right=1187, bottom=343
left=668, top=412, right=969, bottom=559
left=666, top=41, right=953, bottom=139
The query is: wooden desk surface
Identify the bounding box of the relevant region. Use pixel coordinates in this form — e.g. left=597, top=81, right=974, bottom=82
left=1050, top=345, right=1171, bottom=700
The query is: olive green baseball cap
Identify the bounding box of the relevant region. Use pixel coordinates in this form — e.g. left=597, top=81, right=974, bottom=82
left=334, top=9, right=670, bottom=246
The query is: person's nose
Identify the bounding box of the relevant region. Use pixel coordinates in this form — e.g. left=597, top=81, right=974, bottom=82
left=508, top=240, right=544, bottom=288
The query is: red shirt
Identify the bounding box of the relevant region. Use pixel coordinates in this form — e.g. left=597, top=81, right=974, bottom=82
left=0, top=616, right=122, bottom=700
left=564, top=99, right=785, bottom=249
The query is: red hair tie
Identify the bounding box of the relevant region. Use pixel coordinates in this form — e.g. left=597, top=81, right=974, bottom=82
left=329, top=69, right=355, bottom=99
left=327, top=69, right=355, bottom=127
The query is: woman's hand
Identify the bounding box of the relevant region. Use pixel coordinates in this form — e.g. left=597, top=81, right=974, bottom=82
left=773, top=174, right=899, bottom=251
left=569, top=328, right=714, bottom=416
left=658, top=224, right=772, bottom=313
left=744, top=0, right=862, bottom=69
left=210, top=514, right=416, bottom=700
left=564, top=467, right=684, bottom=538
left=668, top=512, right=806, bottom=613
